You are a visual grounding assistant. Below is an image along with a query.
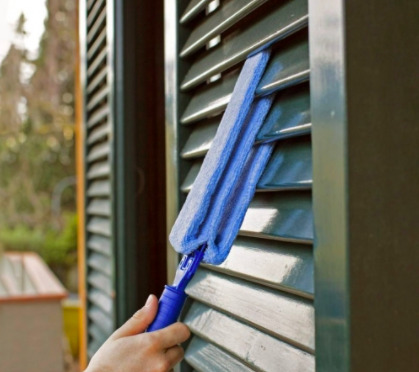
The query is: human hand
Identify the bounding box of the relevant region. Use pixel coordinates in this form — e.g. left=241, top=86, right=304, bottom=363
left=85, top=294, right=191, bottom=372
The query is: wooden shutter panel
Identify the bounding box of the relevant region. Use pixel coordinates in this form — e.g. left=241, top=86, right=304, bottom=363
left=167, top=0, right=314, bottom=370
left=81, top=0, right=115, bottom=358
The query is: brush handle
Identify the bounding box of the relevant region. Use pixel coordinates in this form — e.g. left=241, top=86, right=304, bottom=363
left=147, top=286, right=187, bottom=332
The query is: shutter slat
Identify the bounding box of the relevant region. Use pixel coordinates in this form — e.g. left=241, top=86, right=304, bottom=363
left=87, top=122, right=109, bottom=145
left=87, top=235, right=112, bottom=256
left=181, top=118, right=218, bottom=158
left=87, top=199, right=111, bottom=217
left=181, top=0, right=269, bottom=58
left=257, top=82, right=311, bottom=143
left=181, top=0, right=308, bottom=91
left=87, top=180, right=111, bottom=198
left=87, top=141, right=110, bottom=162
left=257, top=136, right=312, bottom=190
left=87, top=7, right=107, bottom=45
left=87, top=46, right=107, bottom=77
left=89, top=288, right=113, bottom=314
left=181, top=161, right=202, bottom=193
left=87, top=161, right=110, bottom=179
left=88, top=306, right=114, bottom=335
left=87, top=217, right=111, bottom=237
left=205, top=236, right=313, bottom=297
left=183, top=301, right=315, bottom=371
left=185, top=336, right=254, bottom=372
left=88, top=252, right=112, bottom=276
left=187, top=269, right=314, bottom=351
left=87, top=28, right=106, bottom=62
left=87, top=0, right=105, bottom=28
left=88, top=323, right=109, bottom=349
left=87, top=105, right=109, bottom=128
left=180, top=0, right=213, bottom=24
left=256, top=29, right=309, bottom=96
left=181, top=136, right=312, bottom=193
left=240, top=191, right=313, bottom=243
left=87, top=67, right=107, bottom=95
left=181, top=70, right=238, bottom=124
left=88, top=271, right=113, bottom=296
left=87, top=85, right=109, bottom=112
left=87, top=0, right=99, bottom=12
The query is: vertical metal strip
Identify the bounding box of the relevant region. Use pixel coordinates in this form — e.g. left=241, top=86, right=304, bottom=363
left=106, top=0, right=117, bottom=330
left=164, top=0, right=181, bottom=283
left=309, top=0, right=350, bottom=371
left=77, top=0, right=88, bottom=368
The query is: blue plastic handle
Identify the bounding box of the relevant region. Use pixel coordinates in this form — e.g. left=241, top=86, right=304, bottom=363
left=146, top=285, right=187, bottom=332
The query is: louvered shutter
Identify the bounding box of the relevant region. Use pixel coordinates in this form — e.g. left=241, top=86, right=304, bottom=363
left=81, top=0, right=115, bottom=358
left=166, top=0, right=314, bottom=370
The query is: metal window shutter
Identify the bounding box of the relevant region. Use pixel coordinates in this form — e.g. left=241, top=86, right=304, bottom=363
left=167, top=0, right=314, bottom=370
left=81, top=0, right=115, bottom=358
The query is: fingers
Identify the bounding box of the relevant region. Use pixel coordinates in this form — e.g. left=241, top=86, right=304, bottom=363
left=111, top=295, right=158, bottom=339
left=151, top=322, right=191, bottom=349
left=165, top=345, right=185, bottom=368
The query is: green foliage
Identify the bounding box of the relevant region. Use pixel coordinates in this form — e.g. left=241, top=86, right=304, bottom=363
left=0, top=213, right=77, bottom=268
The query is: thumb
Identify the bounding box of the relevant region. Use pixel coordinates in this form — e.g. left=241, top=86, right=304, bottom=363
left=111, top=295, right=158, bottom=339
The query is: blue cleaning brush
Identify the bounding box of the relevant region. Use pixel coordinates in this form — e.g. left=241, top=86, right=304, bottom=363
left=147, top=245, right=206, bottom=332
left=147, top=49, right=274, bottom=332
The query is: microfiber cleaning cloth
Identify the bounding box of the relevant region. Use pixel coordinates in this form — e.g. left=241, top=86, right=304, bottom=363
left=169, top=50, right=274, bottom=265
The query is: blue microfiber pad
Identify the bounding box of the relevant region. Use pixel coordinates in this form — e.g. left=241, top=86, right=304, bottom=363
left=169, top=50, right=274, bottom=265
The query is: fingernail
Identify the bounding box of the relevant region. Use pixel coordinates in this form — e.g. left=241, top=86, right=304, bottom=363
left=145, top=295, right=153, bottom=307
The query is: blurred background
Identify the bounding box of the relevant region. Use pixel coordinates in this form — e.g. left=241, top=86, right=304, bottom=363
left=0, top=0, right=79, bottom=370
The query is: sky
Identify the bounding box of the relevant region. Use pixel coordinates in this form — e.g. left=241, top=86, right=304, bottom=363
left=0, top=0, right=47, bottom=62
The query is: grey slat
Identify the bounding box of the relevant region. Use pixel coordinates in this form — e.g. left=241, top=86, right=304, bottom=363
left=87, top=105, right=109, bottom=128
left=180, top=0, right=213, bottom=24
left=87, top=85, right=109, bottom=112
left=87, top=340, right=101, bottom=359
left=240, top=190, right=313, bottom=243
left=181, top=69, right=238, bottom=124
left=87, top=6, right=107, bottom=45
left=87, top=180, right=111, bottom=198
left=87, top=27, right=106, bottom=61
left=256, top=82, right=311, bottom=142
left=206, top=236, right=313, bottom=297
left=87, top=199, right=111, bottom=217
left=181, top=161, right=202, bottom=193
left=257, top=135, right=312, bottom=190
left=181, top=0, right=269, bottom=58
left=87, top=234, right=112, bottom=256
left=87, top=140, right=110, bottom=163
left=183, top=301, right=315, bottom=371
left=181, top=136, right=312, bottom=193
left=87, top=0, right=99, bottom=12
left=181, top=34, right=308, bottom=126
left=87, top=0, right=106, bottom=27
left=88, top=306, right=114, bottom=335
left=187, top=268, right=314, bottom=351
left=256, top=30, right=309, bottom=96
left=88, top=323, right=109, bottom=349
left=88, top=271, right=113, bottom=296
left=181, top=0, right=308, bottom=91
left=87, top=122, right=109, bottom=145
left=87, top=46, right=107, bottom=77
left=87, top=217, right=111, bottom=237
left=181, top=118, right=218, bottom=158
left=89, top=288, right=113, bottom=314
left=185, top=336, right=254, bottom=372
left=87, top=67, right=107, bottom=95
left=87, top=161, right=110, bottom=179
left=88, top=252, right=112, bottom=276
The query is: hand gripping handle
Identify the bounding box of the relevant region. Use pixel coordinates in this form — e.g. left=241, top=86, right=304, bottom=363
left=146, top=285, right=187, bottom=332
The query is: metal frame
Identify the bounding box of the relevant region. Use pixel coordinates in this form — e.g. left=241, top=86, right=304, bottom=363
left=164, top=0, right=191, bottom=283
left=310, top=1, right=419, bottom=370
